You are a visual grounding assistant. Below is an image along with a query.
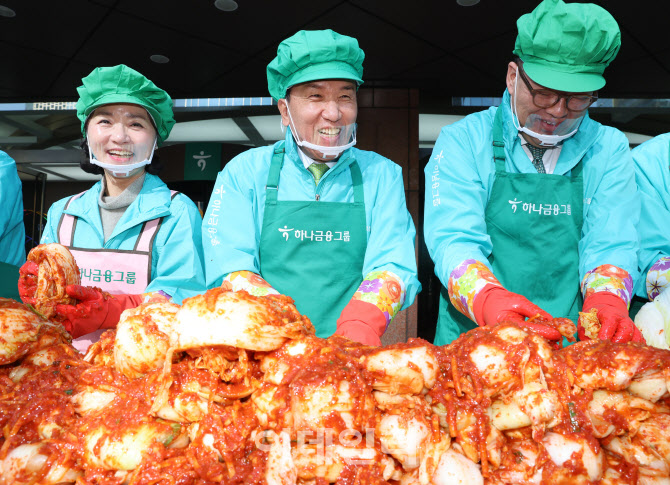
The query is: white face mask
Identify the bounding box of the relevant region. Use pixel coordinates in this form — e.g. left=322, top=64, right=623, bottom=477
left=285, top=103, right=357, bottom=160
left=510, top=69, right=584, bottom=147
left=88, top=139, right=156, bottom=179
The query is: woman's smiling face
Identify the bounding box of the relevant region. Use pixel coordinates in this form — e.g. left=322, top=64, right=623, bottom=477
left=86, top=103, right=157, bottom=166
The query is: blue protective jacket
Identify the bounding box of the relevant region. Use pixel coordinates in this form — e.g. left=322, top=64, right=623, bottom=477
left=632, top=133, right=670, bottom=298
left=0, top=151, right=26, bottom=266
left=424, top=90, right=640, bottom=292
left=41, top=173, right=206, bottom=304
left=202, top=129, right=421, bottom=310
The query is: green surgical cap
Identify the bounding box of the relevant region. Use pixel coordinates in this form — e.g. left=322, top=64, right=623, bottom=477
left=513, top=0, right=621, bottom=92
left=267, top=29, right=364, bottom=101
left=76, top=64, right=175, bottom=144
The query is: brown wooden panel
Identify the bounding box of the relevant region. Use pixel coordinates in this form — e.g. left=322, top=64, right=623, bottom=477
left=382, top=308, right=407, bottom=345
left=372, top=89, right=409, bottom=108
left=357, top=88, right=374, bottom=108
left=408, top=106, right=420, bottom=192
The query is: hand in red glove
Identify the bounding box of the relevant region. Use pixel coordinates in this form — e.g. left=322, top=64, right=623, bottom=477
left=18, top=261, right=39, bottom=305
left=55, top=285, right=144, bottom=338
left=334, top=299, right=387, bottom=346
left=579, top=292, right=644, bottom=343
left=473, top=284, right=562, bottom=341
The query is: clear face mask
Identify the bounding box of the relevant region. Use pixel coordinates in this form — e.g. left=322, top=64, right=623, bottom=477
left=88, top=139, right=156, bottom=178
left=511, top=69, right=585, bottom=147
left=285, top=103, right=357, bottom=160
left=86, top=121, right=157, bottom=179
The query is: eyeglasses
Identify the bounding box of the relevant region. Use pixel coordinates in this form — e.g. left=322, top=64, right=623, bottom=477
left=517, top=66, right=598, bottom=112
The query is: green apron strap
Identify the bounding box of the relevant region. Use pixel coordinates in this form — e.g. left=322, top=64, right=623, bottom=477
left=267, top=142, right=363, bottom=205
left=571, top=154, right=584, bottom=179
left=349, top=161, right=365, bottom=205
left=492, top=107, right=507, bottom=173
left=266, top=142, right=285, bottom=205
left=0, top=262, right=20, bottom=300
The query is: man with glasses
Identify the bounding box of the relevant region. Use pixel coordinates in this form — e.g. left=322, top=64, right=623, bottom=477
left=424, top=0, right=642, bottom=346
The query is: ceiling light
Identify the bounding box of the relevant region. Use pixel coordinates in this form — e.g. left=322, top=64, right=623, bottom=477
left=150, top=54, right=170, bottom=64
left=215, top=0, right=238, bottom=12
left=0, top=5, right=16, bottom=17
left=456, top=0, right=480, bottom=5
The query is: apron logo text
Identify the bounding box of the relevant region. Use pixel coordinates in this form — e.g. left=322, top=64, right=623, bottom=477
left=509, top=198, right=572, bottom=216
left=431, top=151, right=443, bottom=207
left=278, top=225, right=350, bottom=242
left=80, top=268, right=136, bottom=284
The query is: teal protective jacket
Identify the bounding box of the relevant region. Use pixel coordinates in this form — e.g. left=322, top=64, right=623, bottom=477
left=0, top=151, right=26, bottom=266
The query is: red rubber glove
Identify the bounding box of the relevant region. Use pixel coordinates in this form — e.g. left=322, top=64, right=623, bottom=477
left=473, top=284, right=561, bottom=341
left=579, top=292, right=643, bottom=343
left=631, top=326, right=645, bottom=343
left=18, top=261, right=39, bottom=305
left=334, top=299, right=387, bottom=346
left=55, top=285, right=144, bottom=338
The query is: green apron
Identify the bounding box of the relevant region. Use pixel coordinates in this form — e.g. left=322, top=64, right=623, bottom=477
left=629, top=296, right=645, bottom=320
left=434, top=107, right=584, bottom=346
left=259, top=143, right=367, bottom=337
left=0, top=262, right=20, bottom=300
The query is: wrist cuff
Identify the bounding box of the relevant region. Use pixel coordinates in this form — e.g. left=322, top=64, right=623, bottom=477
left=581, top=264, right=633, bottom=307
left=647, top=256, right=670, bottom=300
left=222, top=270, right=279, bottom=296
left=448, top=259, right=502, bottom=321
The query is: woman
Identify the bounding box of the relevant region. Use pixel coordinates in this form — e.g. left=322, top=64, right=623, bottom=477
left=19, top=64, right=206, bottom=350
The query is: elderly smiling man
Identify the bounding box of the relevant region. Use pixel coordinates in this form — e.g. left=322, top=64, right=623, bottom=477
left=202, top=29, right=420, bottom=345
left=424, top=0, right=643, bottom=347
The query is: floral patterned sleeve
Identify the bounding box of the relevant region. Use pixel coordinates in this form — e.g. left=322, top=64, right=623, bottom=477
left=581, top=264, right=634, bottom=306
left=351, top=270, right=406, bottom=327
left=646, top=256, right=670, bottom=300
left=142, top=290, right=171, bottom=303
left=447, top=259, right=502, bottom=321
left=221, top=270, right=279, bottom=296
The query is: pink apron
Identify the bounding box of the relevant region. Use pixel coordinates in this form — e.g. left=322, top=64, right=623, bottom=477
left=57, top=191, right=176, bottom=352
